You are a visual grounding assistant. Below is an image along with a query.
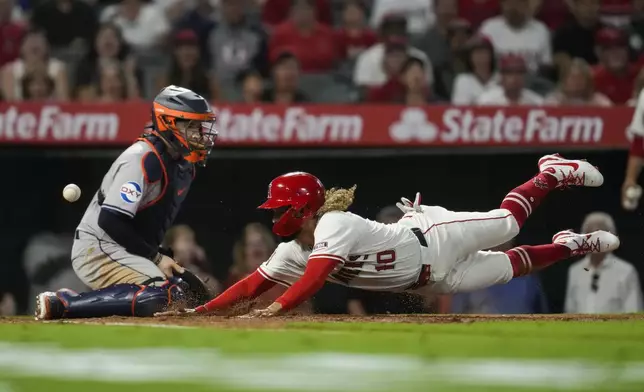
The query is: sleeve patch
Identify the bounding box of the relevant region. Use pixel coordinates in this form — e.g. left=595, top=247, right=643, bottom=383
left=313, top=242, right=328, bottom=251
left=120, top=181, right=143, bottom=204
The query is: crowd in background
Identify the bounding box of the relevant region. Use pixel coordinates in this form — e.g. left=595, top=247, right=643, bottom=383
left=2, top=0, right=644, bottom=105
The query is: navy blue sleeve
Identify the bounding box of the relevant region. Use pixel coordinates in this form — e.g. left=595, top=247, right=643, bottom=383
left=98, top=209, right=158, bottom=260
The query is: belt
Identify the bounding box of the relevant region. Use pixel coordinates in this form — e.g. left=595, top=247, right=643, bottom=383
left=408, top=227, right=431, bottom=290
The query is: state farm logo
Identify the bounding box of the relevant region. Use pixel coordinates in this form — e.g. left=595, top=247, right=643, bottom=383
left=0, top=105, right=119, bottom=141
left=389, top=108, right=439, bottom=142
left=214, top=107, right=363, bottom=143
left=389, top=108, right=604, bottom=145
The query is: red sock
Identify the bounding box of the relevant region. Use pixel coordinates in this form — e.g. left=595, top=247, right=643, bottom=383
left=505, top=245, right=571, bottom=277
left=500, top=173, right=558, bottom=227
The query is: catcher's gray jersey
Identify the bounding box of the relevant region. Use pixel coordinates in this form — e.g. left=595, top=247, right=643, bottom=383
left=77, top=141, right=163, bottom=239
left=73, top=140, right=169, bottom=288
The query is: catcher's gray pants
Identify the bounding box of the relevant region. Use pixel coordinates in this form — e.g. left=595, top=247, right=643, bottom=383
left=71, top=230, right=165, bottom=289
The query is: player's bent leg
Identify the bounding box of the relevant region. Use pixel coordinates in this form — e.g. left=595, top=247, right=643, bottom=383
left=506, top=230, right=619, bottom=277
left=434, top=229, right=619, bottom=294
left=35, top=279, right=186, bottom=320
left=501, top=154, right=604, bottom=228
left=71, top=238, right=165, bottom=289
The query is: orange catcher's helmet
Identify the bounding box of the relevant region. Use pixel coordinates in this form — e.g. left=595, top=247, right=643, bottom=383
left=258, top=172, right=326, bottom=236
left=152, top=85, right=217, bottom=166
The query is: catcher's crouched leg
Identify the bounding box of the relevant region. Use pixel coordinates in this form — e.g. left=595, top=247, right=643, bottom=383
left=35, top=278, right=186, bottom=320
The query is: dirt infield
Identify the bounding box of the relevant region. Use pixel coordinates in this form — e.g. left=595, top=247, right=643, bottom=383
left=3, top=313, right=644, bottom=329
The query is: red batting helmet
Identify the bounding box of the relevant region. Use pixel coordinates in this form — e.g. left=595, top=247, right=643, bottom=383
left=258, top=172, right=326, bottom=236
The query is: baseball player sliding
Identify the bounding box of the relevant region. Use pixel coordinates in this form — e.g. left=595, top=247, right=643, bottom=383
left=35, top=85, right=217, bottom=320
left=161, top=155, right=619, bottom=318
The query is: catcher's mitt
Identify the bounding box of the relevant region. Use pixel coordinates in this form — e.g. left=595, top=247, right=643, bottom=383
left=175, top=269, right=213, bottom=308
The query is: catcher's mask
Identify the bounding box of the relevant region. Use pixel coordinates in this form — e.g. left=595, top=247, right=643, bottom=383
left=258, top=172, right=326, bottom=237
left=152, top=85, right=217, bottom=167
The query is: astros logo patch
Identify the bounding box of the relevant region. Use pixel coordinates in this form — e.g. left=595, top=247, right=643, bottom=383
left=120, top=181, right=142, bottom=204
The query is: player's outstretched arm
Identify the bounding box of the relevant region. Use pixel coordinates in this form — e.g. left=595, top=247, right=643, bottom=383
left=247, top=258, right=339, bottom=317
left=193, top=270, right=276, bottom=313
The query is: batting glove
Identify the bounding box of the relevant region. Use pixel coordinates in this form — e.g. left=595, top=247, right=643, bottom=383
left=396, top=192, right=423, bottom=214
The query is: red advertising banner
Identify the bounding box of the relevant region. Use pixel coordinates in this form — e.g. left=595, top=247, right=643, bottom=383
left=0, top=102, right=634, bottom=148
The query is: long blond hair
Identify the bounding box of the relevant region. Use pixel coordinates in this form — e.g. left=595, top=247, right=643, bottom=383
left=317, top=185, right=357, bottom=216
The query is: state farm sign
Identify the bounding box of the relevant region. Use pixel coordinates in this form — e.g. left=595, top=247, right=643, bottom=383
left=391, top=108, right=605, bottom=145
left=0, top=102, right=632, bottom=148
left=0, top=105, right=120, bottom=142
left=215, top=106, right=363, bottom=143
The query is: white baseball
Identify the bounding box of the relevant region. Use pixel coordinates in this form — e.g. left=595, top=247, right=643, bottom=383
left=63, top=184, right=82, bottom=202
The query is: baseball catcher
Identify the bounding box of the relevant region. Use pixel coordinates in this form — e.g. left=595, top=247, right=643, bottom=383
left=35, top=85, right=215, bottom=320
left=161, top=154, right=620, bottom=317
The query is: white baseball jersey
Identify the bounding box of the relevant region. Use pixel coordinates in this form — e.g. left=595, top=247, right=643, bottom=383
left=479, top=16, right=552, bottom=73
left=258, top=211, right=424, bottom=291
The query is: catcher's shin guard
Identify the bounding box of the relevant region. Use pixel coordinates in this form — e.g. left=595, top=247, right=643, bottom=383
left=35, top=280, right=186, bottom=320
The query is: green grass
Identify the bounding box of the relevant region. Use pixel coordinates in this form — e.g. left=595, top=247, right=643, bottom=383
left=0, top=320, right=643, bottom=392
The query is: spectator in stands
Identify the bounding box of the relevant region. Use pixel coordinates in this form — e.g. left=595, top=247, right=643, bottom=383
left=365, top=39, right=408, bottom=102
left=94, top=61, right=130, bottom=102
left=368, top=55, right=441, bottom=104
left=262, top=0, right=332, bottom=28
left=158, top=29, right=217, bottom=101
left=593, top=27, right=638, bottom=105
left=565, top=212, right=643, bottom=314
left=335, top=0, right=377, bottom=62
left=545, top=58, right=612, bottom=106
left=370, top=0, right=434, bottom=35
left=31, top=0, right=97, bottom=51
left=629, top=0, right=644, bottom=57
left=402, top=56, right=441, bottom=105
left=451, top=239, right=549, bottom=314
left=163, top=224, right=220, bottom=295
left=0, top=29, right=68, bottom=101
left=237, top=68, right=264, bottom=103
left=0, top=0, right=25, bottom=68
left=101, top=0, right=170, bottom=51
left=477, top=54, right=543, bottom=105
left=553, top=0, right=604, bottom=78
left=432, top=18, right=473, bottom=100
left=21, top=67, right=55, bottom=100
left=208, top=0, right=268, bottom=84
left=74, top=23, right=140, bottom=102
left=354, top=14, right=431, bottom=87
left=174, top=0, right=216, bottom=62
left=262, top=50, right=308, bottom=103
left=269, top=0, right=338, bottom=73
left=413, top=0, right=458, bottom=72
left=0, top=0, right=22, bottom=22
left=479, top=0, right=552, bottom=74
left=227, top=222, right=276, bottom=287
left=452, top=35, right=498, bottom=105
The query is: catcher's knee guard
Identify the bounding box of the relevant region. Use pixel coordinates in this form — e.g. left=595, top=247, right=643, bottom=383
left=37, top=280, right=186, bottom=320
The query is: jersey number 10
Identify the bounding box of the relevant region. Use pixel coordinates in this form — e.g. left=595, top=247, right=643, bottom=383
left=331, top=250, right=396, bottom=284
